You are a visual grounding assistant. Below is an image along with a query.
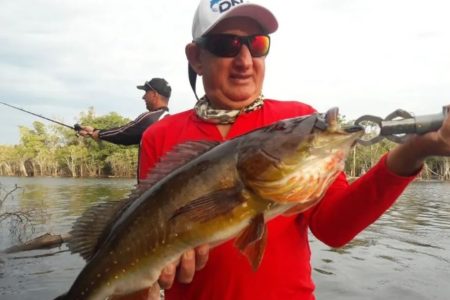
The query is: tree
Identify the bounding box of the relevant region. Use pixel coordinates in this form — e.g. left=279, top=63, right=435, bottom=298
left=0, top=108, right=140, bottom=178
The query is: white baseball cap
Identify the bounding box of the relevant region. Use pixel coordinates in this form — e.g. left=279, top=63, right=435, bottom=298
left=192, top=0, right=278, bottom=39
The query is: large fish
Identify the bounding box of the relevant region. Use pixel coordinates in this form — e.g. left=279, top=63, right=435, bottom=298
left=55, top=108, right=363, bottom=300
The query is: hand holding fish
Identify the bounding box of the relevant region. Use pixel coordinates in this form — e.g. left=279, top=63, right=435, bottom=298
left=158, top=244, right=210, bottom=289
left=111, top=245, right=210, bottom=299
left=386, top=105, right=450, bottom=176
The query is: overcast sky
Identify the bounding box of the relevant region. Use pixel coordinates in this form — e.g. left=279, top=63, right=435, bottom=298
left=1, top=0, right=449, bottom=145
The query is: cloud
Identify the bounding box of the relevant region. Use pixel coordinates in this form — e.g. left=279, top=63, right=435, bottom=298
left=1, top=0, right=450, bottom=145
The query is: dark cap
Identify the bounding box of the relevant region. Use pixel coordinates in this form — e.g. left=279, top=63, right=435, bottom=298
left=137, top=78, right=171, bottom=98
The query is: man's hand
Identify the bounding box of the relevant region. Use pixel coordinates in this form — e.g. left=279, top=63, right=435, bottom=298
left=387, top=105, right=450, bottom=176
left=78, top=125, right=100, bottom=140
left=158, top=244, right=210, bottom=289
left=112, top=245, right=210, bottom=300
left=110, top=284, right=160, bottom=300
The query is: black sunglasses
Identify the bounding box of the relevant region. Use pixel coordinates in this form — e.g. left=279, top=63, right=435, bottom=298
left=194, top=34, right=271, bottom=58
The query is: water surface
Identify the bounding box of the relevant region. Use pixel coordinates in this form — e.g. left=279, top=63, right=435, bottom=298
left=0, top=177, right=449, bottom=299
left=311, top=181, right=450, bottom=299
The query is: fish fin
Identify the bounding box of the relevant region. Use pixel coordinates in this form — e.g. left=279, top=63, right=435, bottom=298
left=69, top=141, right=220, bottom=261
left=169, top=186, right=244, bottom=223
left=234, top=213, right=267, bottom=271
left=136, top=141, right=219, bottom=193
left=68, top=198, right=132, bottom=261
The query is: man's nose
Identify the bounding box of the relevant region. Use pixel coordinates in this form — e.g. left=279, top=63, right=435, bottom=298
left=233, top=45, right=253, bottom=67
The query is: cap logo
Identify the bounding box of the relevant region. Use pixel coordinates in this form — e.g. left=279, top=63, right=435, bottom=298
left=210, top=0, right=244, bottom=13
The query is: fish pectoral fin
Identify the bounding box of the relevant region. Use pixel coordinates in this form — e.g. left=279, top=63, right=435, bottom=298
left=234, top=214, right=267, bottom=271
left=169, top=186, right=244, bottom=223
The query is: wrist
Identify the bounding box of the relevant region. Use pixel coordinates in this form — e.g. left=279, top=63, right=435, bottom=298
left=386, top=138, right=426, bottom=176
left=92, top=129, right=100, bottom=140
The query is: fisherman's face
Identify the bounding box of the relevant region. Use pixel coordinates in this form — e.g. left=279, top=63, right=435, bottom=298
left=142, top=90, right=157, bottom=111
left=199, top=17, right=266, bottom=110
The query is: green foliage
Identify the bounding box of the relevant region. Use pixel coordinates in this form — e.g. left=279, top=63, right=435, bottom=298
left=0, top=108, right=138, bottom=178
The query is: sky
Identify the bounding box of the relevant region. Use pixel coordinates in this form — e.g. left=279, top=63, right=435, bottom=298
left=1, top=0, right=449, bottom=145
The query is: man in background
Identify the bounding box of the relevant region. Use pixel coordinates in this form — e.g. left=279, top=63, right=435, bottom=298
left=79, top=77, right=171, bottom=145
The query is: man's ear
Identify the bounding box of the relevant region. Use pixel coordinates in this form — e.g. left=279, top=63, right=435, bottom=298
left=185, top=43, right=203, bottom=75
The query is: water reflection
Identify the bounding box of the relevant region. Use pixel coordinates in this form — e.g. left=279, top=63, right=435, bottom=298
left=0, top=177, right=449, bottom=299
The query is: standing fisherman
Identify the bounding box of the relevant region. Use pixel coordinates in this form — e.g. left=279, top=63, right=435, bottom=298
left=79, top=77, right=171, bottom=145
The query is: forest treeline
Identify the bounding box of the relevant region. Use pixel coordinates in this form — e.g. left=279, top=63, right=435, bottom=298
left=0, top=108, right=138, bottom=178
left=0, top=108, right=449, bottom=180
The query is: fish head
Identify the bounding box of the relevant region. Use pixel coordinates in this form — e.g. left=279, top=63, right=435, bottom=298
left=237, top=107, right=364, bottom=207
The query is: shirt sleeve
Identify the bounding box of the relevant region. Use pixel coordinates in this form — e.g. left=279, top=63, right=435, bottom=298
left=305, top=153, right=418, bottom=248
left=98, top=111, right=164, bottom=145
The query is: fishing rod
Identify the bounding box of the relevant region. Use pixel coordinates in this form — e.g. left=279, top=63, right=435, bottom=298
left=0, top=101, right=81, bottom=131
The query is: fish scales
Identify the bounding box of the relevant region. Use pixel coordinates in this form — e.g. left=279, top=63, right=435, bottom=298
left=55, top=108, right=363, bottom=300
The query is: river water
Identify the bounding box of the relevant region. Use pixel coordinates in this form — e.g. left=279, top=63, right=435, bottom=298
left=0, top=177, right=449, bottom=299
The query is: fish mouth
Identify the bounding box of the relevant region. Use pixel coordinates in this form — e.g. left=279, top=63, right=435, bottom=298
left=341, top=124, right=364, bottom=133
left=340, top=124, right=365, bottom=147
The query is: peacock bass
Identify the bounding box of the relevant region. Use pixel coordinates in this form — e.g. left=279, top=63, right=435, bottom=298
left=55, top=108, right=364, bottom=300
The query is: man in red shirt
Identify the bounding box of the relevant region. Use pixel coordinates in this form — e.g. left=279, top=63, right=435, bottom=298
left=130, top=0, right=450, bottom=299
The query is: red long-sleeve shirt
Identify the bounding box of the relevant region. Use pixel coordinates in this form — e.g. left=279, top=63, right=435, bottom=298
left=138, top=99, right=416, bottom=300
